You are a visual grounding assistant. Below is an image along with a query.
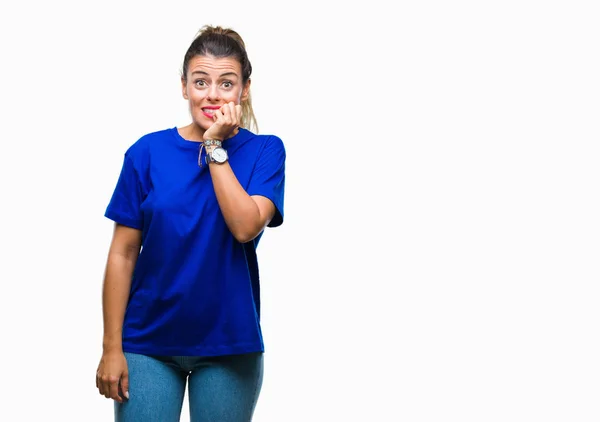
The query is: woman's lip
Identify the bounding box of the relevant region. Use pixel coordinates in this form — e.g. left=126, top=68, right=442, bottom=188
left=202, top=111, right=214, bottom=119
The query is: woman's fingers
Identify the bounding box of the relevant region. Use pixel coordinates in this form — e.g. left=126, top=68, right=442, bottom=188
left=204, top=101, right=242, bottom=140
left=120, top=372, right=130, bottom=400
left=97, top=371, right=124, bottom=402
left=108, top=375, right=123, bottom=402
left=96, top=352, right=129, bottom=402
left=218, top=102, right=241, bottom=126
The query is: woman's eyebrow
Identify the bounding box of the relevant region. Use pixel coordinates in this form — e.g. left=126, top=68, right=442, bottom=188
left=217, top=72, right=239, bottom=79
left=191, top=71, right=239, bottom=78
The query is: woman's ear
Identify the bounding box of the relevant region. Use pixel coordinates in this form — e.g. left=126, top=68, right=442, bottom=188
left=181, top=77, right=189, bottom=100
left=241, top=79, right=251, bottom=102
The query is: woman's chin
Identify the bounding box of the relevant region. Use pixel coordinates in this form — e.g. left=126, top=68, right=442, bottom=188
left=191, top=118, right=212, bottom=132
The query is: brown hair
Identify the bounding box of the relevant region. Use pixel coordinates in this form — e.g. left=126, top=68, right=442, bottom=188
left=181, top=25, right=258, bottom=133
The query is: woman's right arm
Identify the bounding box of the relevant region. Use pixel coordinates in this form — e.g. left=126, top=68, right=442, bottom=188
left=96, top=223, right=142, bottom=403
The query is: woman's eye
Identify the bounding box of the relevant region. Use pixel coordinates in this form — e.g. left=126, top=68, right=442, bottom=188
left=195, top=80, right=206, bottom=87
left=222, top=81, right=232, bottom=88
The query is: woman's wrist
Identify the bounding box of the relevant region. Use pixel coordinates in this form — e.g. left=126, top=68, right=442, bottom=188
left=102, top=341, right=123, bottom=353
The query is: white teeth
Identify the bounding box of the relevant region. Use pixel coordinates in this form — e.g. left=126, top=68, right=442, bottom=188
left=203, top=109, right=216, bottom=114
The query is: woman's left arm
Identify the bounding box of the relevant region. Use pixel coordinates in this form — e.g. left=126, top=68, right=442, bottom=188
left=208, top=162, right=276, bottom=243
left=202, top=102, right=282, bottom=243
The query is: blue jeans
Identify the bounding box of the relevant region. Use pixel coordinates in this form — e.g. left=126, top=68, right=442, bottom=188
left=115, top=351, right=264, bottom=422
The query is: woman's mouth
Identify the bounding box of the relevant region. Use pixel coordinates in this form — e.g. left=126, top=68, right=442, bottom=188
left=202, top=107, right=220, bottom=118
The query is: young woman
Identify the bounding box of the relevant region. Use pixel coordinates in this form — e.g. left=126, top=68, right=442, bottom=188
left=95, top=25, right=286, bottom=422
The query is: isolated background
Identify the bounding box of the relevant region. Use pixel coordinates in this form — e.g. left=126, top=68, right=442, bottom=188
left=0, top=0, right=598, bottom=421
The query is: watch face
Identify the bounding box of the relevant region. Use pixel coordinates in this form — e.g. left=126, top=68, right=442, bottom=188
left=212, top=147, right=228, bottom=163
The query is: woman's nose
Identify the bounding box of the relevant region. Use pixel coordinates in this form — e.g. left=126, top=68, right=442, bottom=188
left=206, top=85, right=220, bottom=101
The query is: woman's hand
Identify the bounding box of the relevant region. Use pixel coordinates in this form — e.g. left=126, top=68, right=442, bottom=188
left=96, top=351, right=129, bottom=403
left=203, top=101, right=243, bottom=141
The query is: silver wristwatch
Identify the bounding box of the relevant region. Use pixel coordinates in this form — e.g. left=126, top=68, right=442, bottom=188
left=205, top=146, right=228, bottom=164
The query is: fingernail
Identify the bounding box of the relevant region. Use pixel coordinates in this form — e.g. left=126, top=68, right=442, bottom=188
left=125, top=391, right=130, bottom=399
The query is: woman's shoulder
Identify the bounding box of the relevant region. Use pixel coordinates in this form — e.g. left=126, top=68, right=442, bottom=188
left=240, top=129, right=285, bottom=152
left=125, top=127, right=176, bottom=157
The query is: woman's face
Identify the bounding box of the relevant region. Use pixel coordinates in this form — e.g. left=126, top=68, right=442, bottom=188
left=182, top=54, right=250, bottom=132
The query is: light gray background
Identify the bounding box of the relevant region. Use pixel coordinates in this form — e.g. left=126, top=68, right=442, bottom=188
left=0, top=0, right=598, bottom=421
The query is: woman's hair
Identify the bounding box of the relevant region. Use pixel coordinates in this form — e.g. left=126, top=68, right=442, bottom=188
left=181, top=25, right=258, bottom=133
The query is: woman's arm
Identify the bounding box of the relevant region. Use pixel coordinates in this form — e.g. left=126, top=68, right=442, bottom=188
left=101, top=223, right=142, bottom=351
left=97, top=223, right=142, bottom=402
left=201, top=102, right=280, bottom=243
left=208, top=161, right=275, bottom=243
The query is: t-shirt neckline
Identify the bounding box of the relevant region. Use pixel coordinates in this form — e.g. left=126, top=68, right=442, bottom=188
left=170, top=126, right=250, bottom=150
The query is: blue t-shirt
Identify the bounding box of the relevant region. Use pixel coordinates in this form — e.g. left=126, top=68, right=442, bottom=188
left=105, top=127, right=285, bottom=357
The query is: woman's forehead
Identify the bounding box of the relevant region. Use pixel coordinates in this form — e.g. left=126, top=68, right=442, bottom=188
left=187, top=55, right=241, bottom=74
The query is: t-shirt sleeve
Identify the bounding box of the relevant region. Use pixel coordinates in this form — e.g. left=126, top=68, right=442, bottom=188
left=104, top=153, right=144, bottom=230
left=247, top=135, right=286, bottom=228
